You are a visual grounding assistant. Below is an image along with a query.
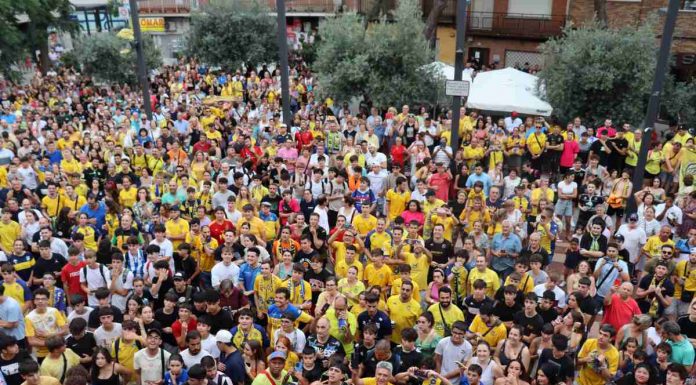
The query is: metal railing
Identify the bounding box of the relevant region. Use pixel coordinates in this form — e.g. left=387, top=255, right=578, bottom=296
left=137, top=0, right=201, bottom=14
left=467, top=11, right=568, bottom=39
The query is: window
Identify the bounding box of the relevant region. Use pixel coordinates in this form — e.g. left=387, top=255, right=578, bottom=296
left=683, top=0, right=696, bottom=10
left=507, top=0, right=552, bottom=17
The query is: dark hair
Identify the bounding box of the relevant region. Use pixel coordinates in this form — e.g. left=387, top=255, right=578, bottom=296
left=401, top=327, right=417, bottom=342
left=69, top=318, right=88, bottom=335
left=19, top=360, right=40, bottom=375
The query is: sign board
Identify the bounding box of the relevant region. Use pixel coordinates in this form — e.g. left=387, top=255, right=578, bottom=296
left=118, top=6, right=129, bottom=18
left=140, top=17, right=165, bottom=33
left=445, top=80, right=470, bottom=97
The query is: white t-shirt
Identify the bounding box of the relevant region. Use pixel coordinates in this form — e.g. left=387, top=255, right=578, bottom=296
left=111, top=270, right=134, bottom=312
left=149, top=238, right=174, bottom=272
left=94, top=323, right=122, bottom=349
left=656, top=204, right=683, bottom=229
left=503, top=176, right=521, bottom=198
left=202, top=334, right=220, bottom=358
left=434, top=337, right=473, bottom=376
left=180, top=349, right=213, bottom=369
left=79, top=264, right=112, bottom=306
left=557, top=181, right=578, bottom=197
left=134, top=348, right=172, bottom=384
left=211, top=262, right=240, bottom=289
left=533, top=284, right=567, bottom=308
left=274, top=328, right=307, bottom=353
left=616, top=224, right=647, bottom=264
left=67, top=307, right=93, bottom=324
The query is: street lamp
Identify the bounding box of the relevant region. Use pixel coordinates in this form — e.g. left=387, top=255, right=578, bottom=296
left=129, top=0, right=153, bottom=120
left=450, top=0, right=470, bottom=150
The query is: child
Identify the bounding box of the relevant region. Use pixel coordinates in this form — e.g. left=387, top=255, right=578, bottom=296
left=196, top=315, right=219, bottom=358
left=164, top=354, right=189, bottom=385
left=460, top=363, right=483, bottom=385
left=617, top=338, right=640, bottom=379
left=528, top=254, right=549, bottom=286
left=351, top=323, right=378, bottom=370
left=446, top=252, right=469, bottom=308
left=275, top=336, right=299, bottom=373
left=67, top=294, right=93, bottom=324
left=394, top=328, right=423, bottom=370
left=65, top=318, right=98, bottom=370
left=564, top=238, right=582, bottom=283
left=295, top=346, right=323, bottom=385
left=466, top=181, right=486, bottom=209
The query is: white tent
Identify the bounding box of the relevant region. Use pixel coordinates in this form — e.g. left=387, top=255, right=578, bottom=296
left=424, top=61, right=473, bottom=83
left=466, top=67, right=553, bottom=116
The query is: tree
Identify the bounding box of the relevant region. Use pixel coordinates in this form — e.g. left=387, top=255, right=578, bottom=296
left=186, top=0, right=277, bottom=71
left=0, top=0, right=24, bottom=80
left=593, top=0, right=608, bottom=28
left=72, top=31, right=161, bottom=84
left=424, top=0, right=447, bottom=46
left=314, top=0, right=443, bottom=108
left=539, top=21, right=659, bottom=126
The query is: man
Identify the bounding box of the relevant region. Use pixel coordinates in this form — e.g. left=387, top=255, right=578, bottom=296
left=513, top=292, right=544, bottom=345
left=427, top=286, right=464, bottom=338
left=251, top=351, right=288, bottom=385
left=385, top=177, right=410, bottom=223
left=616, top=213, right=648, bottom=274
left=211, top=247, right=240, bottom=290
left=204, top=290, right=235, bottom=335
left=425, top=223, right=454, bottom=271
left=577, top=324, right=619, bottom=385
left=109, top=253, right=134, bottom=313
left=642, top=225, right=675, bottom=263
left=201, top=356, right=234, bottom=385
left=636, top=260, right=674, bottom=318
left=267, top=287, right=313, bottom=340
left=307, top=317, right=345, bottom=369
left=357, top=293, right=392, bottom=341
left=79, top=250, right=111, bottom=307
left=94, top=307, right=122, bottom=350
left=386, top=281, right=421, bottom=345
left=467, top=302, right=507, bottom=348
left=538, top=334, right=575, bottom=385
left=110, top=320, right=140, bottom=373
left=0, top=335, right=29, bottom=385
left=18, top=360, right=59, bottom=385
left=602, top=282, right=641, bottom=333
left=324, top=295, right=357, bottom=356
left=87, top=287, right=124, bottom=330
left=581, top=220, right=609, bottom=269
left=229, top=309, right=269, bottom=350
left=661, top=321, right=695, bottom=369
left=594, top=242, right=630, bottom=304
left=0, top=264, right=32, bottom=313
left=26, top=288, right=68, bottom=362
left=134, top=329, right=171, bottom=385
left=490, top=220, right=522, bottom=279
left=214, top=330, right=246, bottom=385
left=463, top=279, right=495, bottom=325
left=434, top=321, right=473, bottom=381
left=180, top=331, right=213, bottom=369
left=467, top=255, right=500, bottom=298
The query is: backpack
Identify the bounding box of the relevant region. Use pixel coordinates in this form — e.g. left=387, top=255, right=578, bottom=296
left=308, top=178, right=332, bottom=197
left=82, top=264, right=108, bottom=286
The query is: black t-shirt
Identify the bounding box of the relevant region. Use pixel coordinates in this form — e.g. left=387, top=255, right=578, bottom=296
left=578, top=194, right=605, bottom=214
left=637, top=274, right=675, bottom=316
left=300, top=363, right=324, bottom=384
left=425, top=238, right=453, bottom=265
left=33, top=253, right=68, bottom=286
left=152, top=277, right=175, bottom=310
left=307, top=335, right=346, bottom=369
left=538, top=348, right=575, bottom=381
left=513, top=310, right=544, bottom=337
left=143, top=319, right=162, bottom=335
left=207, top=308, right=235, bottom=334
left=577, top=293, right=598, bottom=316
left=155, top=308, right=179, bottom=346
left=173, top=253, right=199, bottom=285
left=0, top=350, right=31, bottom=385
left=88, top=305, right=124, bottom=329
left=66, top=332, right=98, bottom=369
left=493, top=300, right=522, bottom=323
left=589, top=140, right=609, bottom=166
left=537, top=306, right=559, bottom=325
left=677, top=316, right=696, bottom=339
left=128, top=291, right=155, bottom=308
left=305, top=268, right=331, bottom=303
left=362, top=351, right=400, bottom=378
left=395, top=348, right=422, bottom=374
left=547, top=134, right=564, bottom=153
left=462, top=295, right=494, bottom=325
left=607, top=138, right=628, bottom=164
left=295, top=249, right=319, bottom=268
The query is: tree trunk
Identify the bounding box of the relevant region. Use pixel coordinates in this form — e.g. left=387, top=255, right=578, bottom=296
left=38, top=36, right=50, bottom=74
left=594, top=0, right=608, bottom=28
left=424, top=0, right=447, bottom=47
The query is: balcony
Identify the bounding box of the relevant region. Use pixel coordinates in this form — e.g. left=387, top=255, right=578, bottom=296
left=467, top=12, right=568, bottom=39
left=137, top=0, right=200, bottom=14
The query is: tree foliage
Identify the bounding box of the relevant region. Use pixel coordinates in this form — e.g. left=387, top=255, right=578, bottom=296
left=72, top=31, right=161, bottom=84
left=186, top=0, right=277, bottom=70
left=539, top=20, right=695, bottom=127
left=314, top=0, right=443, bottom=108
left=0, top=0, right=24, bottom=80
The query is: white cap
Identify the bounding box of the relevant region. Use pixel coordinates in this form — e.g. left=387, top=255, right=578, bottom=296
left=215, top=330, right=233, bottom=344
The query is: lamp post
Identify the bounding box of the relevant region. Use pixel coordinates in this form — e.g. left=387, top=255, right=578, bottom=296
left=450, top=0, right=469, bottom=150
left=626, top=0, right=680, bottom=213
left=276, top=0, right=292, bottom=127
left=129, top=0, right=152, bottom=120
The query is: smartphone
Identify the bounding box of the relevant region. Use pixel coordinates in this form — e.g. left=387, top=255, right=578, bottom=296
left=294, top=362, right=303, bottom=373
left=414, top=369, right=429, bottom=379
left=321, top=303, right=330, bottom=314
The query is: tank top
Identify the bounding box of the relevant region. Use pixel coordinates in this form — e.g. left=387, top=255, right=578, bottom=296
left=93, top=364, right=120, bottom=385
left=470, top=357, right=495, bottom=385
left=498, top=340, right=523, bottom=367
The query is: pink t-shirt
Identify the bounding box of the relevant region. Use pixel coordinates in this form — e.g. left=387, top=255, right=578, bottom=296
left=277, top=147, right=298, bottom=172
left=429, top=173, right=452, bottom=201
left=401, top=210, right=425, bottom=227
left=603, top=293, right=641, bottom=332
left=560, top=140, right=580, bottom=167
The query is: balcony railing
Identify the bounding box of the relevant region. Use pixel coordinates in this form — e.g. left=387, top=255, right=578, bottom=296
left=467, top=12, right=568, bottom=39
left=137, top=0, right=200, bottom=14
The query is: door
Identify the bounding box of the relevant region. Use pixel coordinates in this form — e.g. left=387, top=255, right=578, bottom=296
left=470, top=0, right=493, bottom=30
left=468, top=47, right=490, bottom=67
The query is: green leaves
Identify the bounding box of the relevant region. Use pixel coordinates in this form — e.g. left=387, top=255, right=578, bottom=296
left=72, top=32, right=162, bottom=84
left=185, top=1, right=277, bottom=71
left=314, top=0, right=443, bottom=108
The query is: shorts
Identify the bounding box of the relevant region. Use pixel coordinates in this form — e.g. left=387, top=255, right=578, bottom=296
left=555, top=199, right=573, bottom=217
left=665, top=300, right=679, bottom=316
left=607, top=205, right=625, bottom=218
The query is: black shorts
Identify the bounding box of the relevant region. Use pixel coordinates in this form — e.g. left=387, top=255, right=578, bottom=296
left=607, top=205, right=625, bottom=218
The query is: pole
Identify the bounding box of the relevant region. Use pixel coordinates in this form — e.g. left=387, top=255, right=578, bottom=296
left=450, top=0, right=468, bottom=150
left=276, top=0, right=292, bottom=127
left=129, top=0, right=153, bottom=120
left=626, top=0, right=679, bottom=213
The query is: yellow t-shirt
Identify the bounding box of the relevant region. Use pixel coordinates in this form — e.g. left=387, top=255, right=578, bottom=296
left=25, top=308, right=67, bottom=357
left=41, top=195, right=64, bottom=218
left=427, top=302, right=465, bottom=337
left=75, top=226, right=98, bottom=251
left=60, top=158, right=82, bottom=175
left=332, top=241, right=362, bottom=267
left=0, top=220, right=21, bottom=252
left=335, top=259, right=364, bottom=281
left=235, top=217, right=266, bottom=241
left=577, top=339, right=619, bottom=385
left=467, top=268, right=500, bottom=298
left=39, top=348, right=81, bottom=379
left=254, top=274, right=282, bottom=312
left=390, top=278, right=421, bottom=302
left=338, top=278, right=366, bottom=309
left=367, top=231, right=393, bottom=256
left=386, top=295, right=422, bottom=344
left=431, top=216, right=456, bottom=241
left=110, top=338, right=140, bottom=372
left=118, top=187, right=138, bottom=209
left=625, top=137, right=641, bottom=167
left=325, top=308, right=358, bottom=355
left=673, top=260, right=696, bottom=299
left=165, top=218, right=190, bottom=248
left=462, top=146, right=485, bottom=168
left=352, top=215, right=378, bottom=236
left=403, top=252, right=430, bottom=290
left=468, top=315, right=507, bottom=348
left=504, top=273, right=535, bottom=293
left=527, top=133, right=547, bottom=156
left=364, top=263, right=393, bottom=289
left=62, top=194, right=86, bottom=212
left=642, top=236, right=675, bottom=260
left=284, top=278, right=312, bottom=306
left=386, top=189, right=411, bottom=221
left=530, top=188, right=555, bottom=215
left=1, top=281, right=30, bottom=306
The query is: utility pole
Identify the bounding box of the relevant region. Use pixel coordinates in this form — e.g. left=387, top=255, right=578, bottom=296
left=129, top=0, right=152, bottom=120
left=276, top=0, right=292, bottom=127
left=626, top=0, right=679, bottom=213
left=450, top=0, right=469, bottom=150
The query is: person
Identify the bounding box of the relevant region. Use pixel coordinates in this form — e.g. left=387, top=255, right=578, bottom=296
left=0, top=335, right=30, bottom=385
left=434, top=321, right=473, bottom=382
left=661, top=321, right=695, bottom=369
left=163, top=354, right=188, bottom=385
left=134, top=329, right=171, bottom=385
left=90, top=347, right=131, bottom=385
left=536, top=334, right=574, bottom=385
left=0, top=285, right=26, bottom=346
left=213, top=330, right=246, bottom=385
left=18, top=360, right=60, bottom=385
left=602, top=282, right=641, bottom=333
left=25, top=288, right=68, bottom=363
left=468, top=302, right=507, bottom=349
left=577, top=324, right=620, bottom=385
left=352, top=360, right=395, bottom=385
left=251, top=351, right=289, bottom=385
left=494, top=324, right=531, bottom=371
left=179, top=331, right=213, bottom=369
left=386, top=281, right=421, bottom=345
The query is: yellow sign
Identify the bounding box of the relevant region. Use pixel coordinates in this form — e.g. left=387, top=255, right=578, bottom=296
left=140, top=17, right=165, bottom=32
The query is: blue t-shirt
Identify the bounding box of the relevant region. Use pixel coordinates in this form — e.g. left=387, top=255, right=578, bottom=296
left=164, top=369, right=188, bottom=385
left=0, top=296, right=26, bottom=340
left=351, top=189, right=375, bottom=213
left=238, top=263, right=261, bottom=292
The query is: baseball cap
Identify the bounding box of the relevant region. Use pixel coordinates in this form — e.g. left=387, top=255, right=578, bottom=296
left=628, top=213, right=638, bottom=222
left=215, top=330, right=233, bottom=344
left=268, top=351, right=287, bottom=361
left=147, top=328, right=162, bottom=338
left=261, top=201, right=272, bottom=207
left=173, top=272, right=185, bottom=281
left=613, top=234, right=625, bottom=243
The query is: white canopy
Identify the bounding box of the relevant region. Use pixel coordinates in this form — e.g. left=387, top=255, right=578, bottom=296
left=424, top=61, right=473, bottom=83
left=466, top=67, right=553, bottom=116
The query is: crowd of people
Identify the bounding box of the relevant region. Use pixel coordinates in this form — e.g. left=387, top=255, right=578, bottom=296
left=0, top=57, right=695, bottom=385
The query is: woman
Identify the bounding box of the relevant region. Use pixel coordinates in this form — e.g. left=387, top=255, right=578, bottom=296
left=89, top=179, right=106, bottom=202
left=494, top=360, right=530, bottom=385
left=55, top=206, right=75, bottom=241
left=338, top=266, right=365, bottom=309
left=289, top=213, right=307, bottom=243
left=503, top=169, right=521, bottom=199
left=274, top=335, right=299, bottom=372
left=502, top=200, right=525, bottom=240
left=191, top=151, right=209, bottom=182
left=123, top=297, right=143, bottom=322
left=554, top=310, right=584, bottom=354
left=21, top=210, right=40, bottom=244
left=505, top=127, right=526, bottom=174
left=390, top=137, right=408, bottom=170
left=532, top=363, right=561, bottom=385
left=235, top=186, right=254, bottom=211
left=315, top=277, right=340, bottom=316
left=139, top=305, right=161, bottom=334
left=645, top=143, right=664, bottom=181
left=242, top=340, right=266, bottom=385
left=470, top=220, right=490, bottom=252
left=338, top=195, right=357, bottom=226
left=639, top=206, right=661, bottom=238
left=462, top=236, right=481, bottom=270
left=555, top=172, right=577, bottom=241
left=90, top=347, right=132, bottom=385
left=415, top=311, right=441, bottom=360
left=133, top=187, right=155, bottom=234
left=566, top=261, right=597, bottom=297
left=454, top=164, right=470, bottom=197
left=465, top=341, right=504, bottom=385
left=678, top=190, right=696, bottom=238
left=529, top=324, right=554, bottom=374
left=400, top=200, right=425, bottom=230
left=559, top=131, right=579, bottom=174
left=426, top=269, right=449, bottom=306
left=495, top=325, right=531, bottom=371
left=617, top=362, right=656, bottom=385
left=635, top=178, right=666, bottom=205
left=615, top=314, right=651, bottom=351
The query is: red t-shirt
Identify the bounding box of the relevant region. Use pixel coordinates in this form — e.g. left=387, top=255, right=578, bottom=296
left=390, top=145, right=407, bottom=167
left=61, top=261, right=88, bottom=296
left=209, top=220, right=235, bottom=243
left=602, top=293, right=641, bottom=332
left=172, top=318, right=198, bottom=343
left=429, top=172, right=452, bottom=202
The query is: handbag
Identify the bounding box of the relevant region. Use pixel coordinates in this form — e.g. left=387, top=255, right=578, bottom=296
left=438, top=304, right=452, bottom=337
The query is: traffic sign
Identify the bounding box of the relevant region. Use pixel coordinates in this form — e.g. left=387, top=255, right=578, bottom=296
left=445, top=80, right=470, bottom=97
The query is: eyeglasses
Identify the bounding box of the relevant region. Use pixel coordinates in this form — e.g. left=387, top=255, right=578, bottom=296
left=662, top=251, right=673, bottom=255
